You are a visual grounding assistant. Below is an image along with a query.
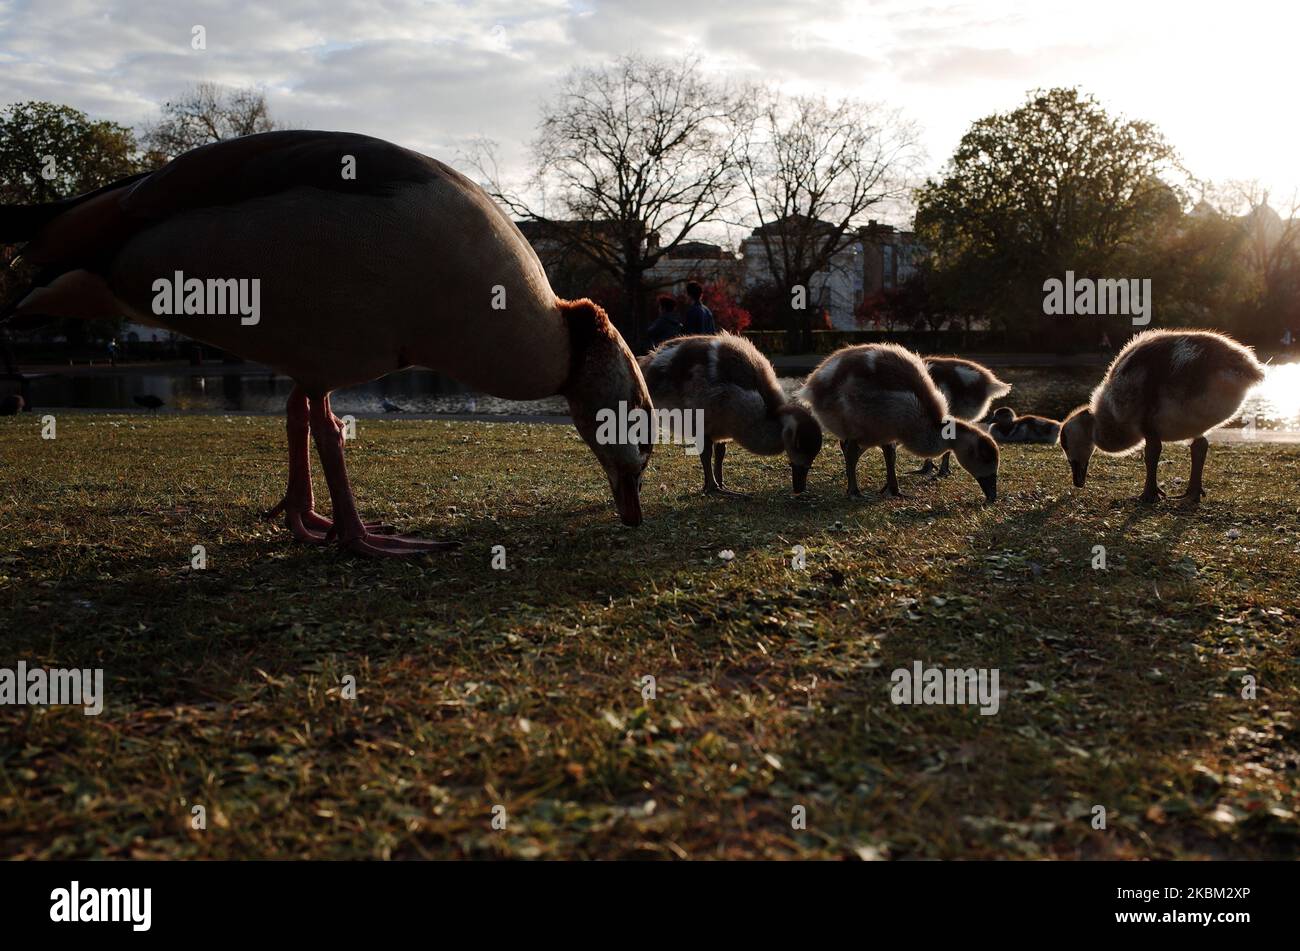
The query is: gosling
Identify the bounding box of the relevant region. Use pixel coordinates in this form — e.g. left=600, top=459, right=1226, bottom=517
left=800, top=344, right=999, bottom=502
left=640, top=334, right=823, bottom=495
left=914, top=357, right=1010, bottom=476
left=1058, top=329, right=1265, bottom=505
left=989, top=407, right=1061, bottom=443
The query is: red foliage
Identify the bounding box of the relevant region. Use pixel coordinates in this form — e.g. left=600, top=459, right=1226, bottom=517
left=699, top=277, right=752, bottom=334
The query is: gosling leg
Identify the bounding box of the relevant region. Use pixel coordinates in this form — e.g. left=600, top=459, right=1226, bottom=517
left=1138, top=437, right=1166, bottom=503
left=702, top=440, right=747, bottom=497
left=841, top=439, right=865, bottom=497
left=1177, top=435, right=1208, bottom=505
left=879, top=444, right=905, bottom=498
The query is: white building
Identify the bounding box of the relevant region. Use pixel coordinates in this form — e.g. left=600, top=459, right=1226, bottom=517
left=740, top=216, right=864, bottom=330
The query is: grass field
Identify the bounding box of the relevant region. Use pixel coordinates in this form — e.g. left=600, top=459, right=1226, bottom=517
left=1, top=412, right=1297, bottom=859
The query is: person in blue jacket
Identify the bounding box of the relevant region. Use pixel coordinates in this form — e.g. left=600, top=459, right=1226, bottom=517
left=683, top=281, right=716, bottom=335
left=646, top=295, right=686, bottom=349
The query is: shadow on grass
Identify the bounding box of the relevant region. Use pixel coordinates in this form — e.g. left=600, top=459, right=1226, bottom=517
left=765, top=462, right=1293, bottom=858
left=3, top=419, right=1294, bottom=858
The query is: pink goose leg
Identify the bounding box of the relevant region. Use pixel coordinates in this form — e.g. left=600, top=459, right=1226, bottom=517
left=263, top=386, right=395, bottom=543
left=307, top=391, right=458, bottom=557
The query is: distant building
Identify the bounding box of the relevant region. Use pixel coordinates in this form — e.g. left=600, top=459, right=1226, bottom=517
left=741, top=215, right=863, bottom=330
left=513, top=214, right=923, bottom=333
left=513, top=219, right=629, bottom=300
left=643, top=239, right=742, bottom=296
left=860, top=220, right=922, bottom=296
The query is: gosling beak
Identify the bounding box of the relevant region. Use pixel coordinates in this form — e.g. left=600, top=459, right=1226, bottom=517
left=1070, top=461, right=1087, bottom=488
left=791, top=465, right=810, bottom=494
left=977, top=474, right=998, bottom=503
left=613, top=473, right=643, bottom=526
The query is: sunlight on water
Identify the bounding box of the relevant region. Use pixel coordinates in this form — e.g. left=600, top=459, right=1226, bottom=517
left=1239, top=362, right=1300, bottom=432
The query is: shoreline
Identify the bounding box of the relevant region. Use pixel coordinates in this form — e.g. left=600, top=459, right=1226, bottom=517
left=5, top=406, right=1299, bottom=442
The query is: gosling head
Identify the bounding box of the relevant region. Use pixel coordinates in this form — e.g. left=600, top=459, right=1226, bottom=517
left=991, top=406, right=1016, bottom=429
left=779, top=403, right=823, bottom=493
left=951, top=421, right=1000, bottom=502
left=559, top=298, right=652, bottom=526
left=1058, top=406, right=1096, bottom=488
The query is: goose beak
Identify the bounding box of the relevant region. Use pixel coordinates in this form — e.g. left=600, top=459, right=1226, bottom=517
left=791, top=465, right=810, bottom=494
left=977, top=474, right=998, bottom=502
left=1070, top=461, right=1087, bottom=488
left=613, top=473, right=643, bottom=526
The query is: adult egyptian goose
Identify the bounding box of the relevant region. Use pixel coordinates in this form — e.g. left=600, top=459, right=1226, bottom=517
left=639, top=333, right=822, bottom=495
left=800, top=344, right=999, bottom=501
left=2, top=131, right=652, bottom=554
left=913, top=357, right=1010, bottom=476
left=989, top=406, right=1060, bottom=443
left=1058, top=329, right=1264, bottom=504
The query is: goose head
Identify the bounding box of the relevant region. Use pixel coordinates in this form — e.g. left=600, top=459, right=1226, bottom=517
left=952, top=421, right=1000, bottom=502
left=558, top=299, right=652, bottom=526
left=1059, top=407, right=1096, bottom=488
left=779, top=403, right=823, bottom=493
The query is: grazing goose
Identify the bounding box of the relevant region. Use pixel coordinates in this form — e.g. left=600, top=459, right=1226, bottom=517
left=1, top=131, right=652, bottom=555
left=914, top=357, right=1010, bottom=476
left=639, top=333, right=822, bottom=494
left=989, top=406, right=1060, bottom=444
left=801, top=344, right=999, bottom=501
left=1059, top=329, right=1264, bottom=504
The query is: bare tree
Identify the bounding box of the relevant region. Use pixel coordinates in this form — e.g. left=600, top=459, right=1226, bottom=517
left=472, top=54, right=739, bottom=345
left=143, top=82, right=278, bottom=161
left=732, top=89, right=921, bottom=351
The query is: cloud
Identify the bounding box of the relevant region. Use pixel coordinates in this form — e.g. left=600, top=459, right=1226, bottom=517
left=0, top=0, right=1294, bottom=211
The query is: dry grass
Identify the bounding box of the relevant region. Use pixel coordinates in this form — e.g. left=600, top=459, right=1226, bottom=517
left=1, top=412, right=1297, bottom=858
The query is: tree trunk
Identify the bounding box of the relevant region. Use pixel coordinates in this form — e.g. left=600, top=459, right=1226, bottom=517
left=782, top=304, right=801, bottom=355
left=781, top=271, right=808, bottom=354
left=622, top=271, right=645, bottom=353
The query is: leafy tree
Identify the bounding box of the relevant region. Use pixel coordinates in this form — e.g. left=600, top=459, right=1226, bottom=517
left=855, top=271, right=932, bottom=332
left=1223, top=185, right=1300, bottom=344
left=1, top=101, right=146, bottom=348
left=915, top=88, right=1184, bottom=343
left=0, top=101, right=141, bottom=203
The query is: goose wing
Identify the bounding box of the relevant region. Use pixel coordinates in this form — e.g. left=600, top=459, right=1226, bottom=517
left=21, top=131, right=447, bottom=270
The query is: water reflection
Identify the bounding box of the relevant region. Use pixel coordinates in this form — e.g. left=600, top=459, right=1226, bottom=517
left=25, top=366, right=568, bottom=417
left=18, top=361, right=1300, bottom=436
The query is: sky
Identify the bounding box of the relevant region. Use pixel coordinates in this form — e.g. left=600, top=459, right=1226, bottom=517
left=1, top=0, right=1297, bottom=235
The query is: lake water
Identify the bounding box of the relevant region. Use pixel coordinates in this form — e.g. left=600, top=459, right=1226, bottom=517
left=14, top=361, right=1300, bottom=437
left=20, top=366, right=570, bottom=417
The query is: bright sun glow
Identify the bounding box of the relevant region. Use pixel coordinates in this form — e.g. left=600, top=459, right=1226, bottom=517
left=1243, top=363, right=1300, bottom=430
